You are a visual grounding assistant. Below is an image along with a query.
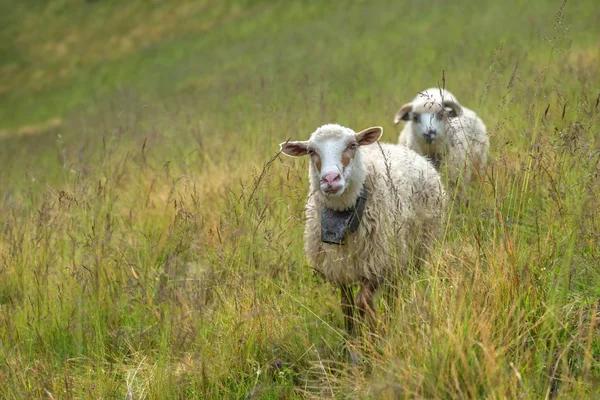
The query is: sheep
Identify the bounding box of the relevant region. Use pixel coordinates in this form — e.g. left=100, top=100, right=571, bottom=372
left=393, top=88, right=489, bottom=197
left=279, top=123, right=446, bottom=335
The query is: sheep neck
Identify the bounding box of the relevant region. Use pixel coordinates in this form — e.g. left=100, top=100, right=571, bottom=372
left=320, top=185, right=368, bottom=245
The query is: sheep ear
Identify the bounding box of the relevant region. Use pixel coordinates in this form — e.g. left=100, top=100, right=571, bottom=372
left=355, top=126, right=383, bottom=146
left=279, top=140, right=310, bottom=157
left=443, top=100, right=463, bottom=118
left=393, top=103, right=413, bottom=125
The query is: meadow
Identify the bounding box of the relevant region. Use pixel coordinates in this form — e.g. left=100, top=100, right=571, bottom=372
left=0, top=0, right=599, bottom=398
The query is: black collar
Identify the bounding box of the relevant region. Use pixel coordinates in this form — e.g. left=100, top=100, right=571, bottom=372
left=321, top=185, right=368, bottom=245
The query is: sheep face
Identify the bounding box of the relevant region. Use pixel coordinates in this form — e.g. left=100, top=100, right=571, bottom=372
left=280, top=124, right=382, bottom=197
left=409, top=103, right=447, bottom=144
left=394, top=90, right=463, bottom=145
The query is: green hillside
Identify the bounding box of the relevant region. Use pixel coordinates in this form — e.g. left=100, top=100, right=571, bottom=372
left=0, top=0, right=599, bottom=398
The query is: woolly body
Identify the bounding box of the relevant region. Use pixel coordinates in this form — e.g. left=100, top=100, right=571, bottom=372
left=299, top=124, right=446, bottom=285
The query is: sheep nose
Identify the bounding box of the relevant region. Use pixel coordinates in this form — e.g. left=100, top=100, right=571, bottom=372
left=424, top=130, right=436, bottom=144
left=321, top=172, right=341, bottom=185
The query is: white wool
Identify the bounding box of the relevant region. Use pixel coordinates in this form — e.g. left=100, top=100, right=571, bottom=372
left=298, top=124, right=447, bottom=285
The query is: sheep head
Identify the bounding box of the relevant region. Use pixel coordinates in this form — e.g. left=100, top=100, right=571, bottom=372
left=394, top=90, right=463, bottom=145
left=280, top=124, right=382, bottom=197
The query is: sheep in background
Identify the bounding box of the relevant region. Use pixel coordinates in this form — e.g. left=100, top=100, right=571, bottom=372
left=394, top=88, right=489, bottom=197
left=280, top=124, right=446, bottom=335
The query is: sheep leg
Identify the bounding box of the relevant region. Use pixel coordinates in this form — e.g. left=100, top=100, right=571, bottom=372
left=341, top=285, right=362, bottom=365
left=356, top=281, right=378, bottom=327
left=340, top=284, right=355, bottom=335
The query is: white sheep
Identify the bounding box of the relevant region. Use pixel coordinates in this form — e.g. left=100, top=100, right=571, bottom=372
left=393, top=88, right=489, bottom=195
left=280, top=123, right=446, bottom=334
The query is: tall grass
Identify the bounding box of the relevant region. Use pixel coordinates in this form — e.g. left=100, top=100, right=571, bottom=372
left=0, top=0, right=599, bottom=398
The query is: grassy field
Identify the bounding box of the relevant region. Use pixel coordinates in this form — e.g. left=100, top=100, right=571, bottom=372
left=1, top=0, right=599, bottom=398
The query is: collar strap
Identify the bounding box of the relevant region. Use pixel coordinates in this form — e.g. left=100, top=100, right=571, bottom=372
left=321, top=185, right=368, bottom=245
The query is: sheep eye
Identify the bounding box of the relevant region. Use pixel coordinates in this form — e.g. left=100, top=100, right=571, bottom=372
left=348, top=142, right=357, bottom=150
left=412, top=113, right=420, bottom=122
left=307, top=149, right=315, bottom=155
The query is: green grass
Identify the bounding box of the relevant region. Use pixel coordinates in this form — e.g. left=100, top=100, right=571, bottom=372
left=1, top=0, right=599, bottom=398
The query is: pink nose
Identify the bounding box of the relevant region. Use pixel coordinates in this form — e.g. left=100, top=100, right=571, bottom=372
left=321, top=172, right=341, bottom=185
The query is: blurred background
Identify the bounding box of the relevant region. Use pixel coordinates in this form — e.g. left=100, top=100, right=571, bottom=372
left=0, top=0, right=599, bottom=398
